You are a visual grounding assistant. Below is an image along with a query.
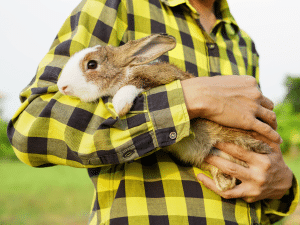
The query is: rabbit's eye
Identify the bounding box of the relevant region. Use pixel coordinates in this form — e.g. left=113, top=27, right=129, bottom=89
left=87, top=60, right=98, bottom=70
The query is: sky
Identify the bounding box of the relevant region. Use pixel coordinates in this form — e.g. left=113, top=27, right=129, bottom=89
left=0, top=0, right=299, bottom=121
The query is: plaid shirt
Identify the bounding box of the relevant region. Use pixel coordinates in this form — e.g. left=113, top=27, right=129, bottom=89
left=8, top=0, right=298, bottom=224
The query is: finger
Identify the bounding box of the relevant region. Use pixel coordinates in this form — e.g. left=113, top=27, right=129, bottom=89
left=220, top=184, right=258, bottom=201
left=197, top=173, right=251, bottom=200
left=248, top=132, right=281, bottom=152
left=251, top=119, right=282, bottom=144
left=205, top=154, right=252, bottom=182
left=243, top=196, right=258, bottom=203
left=256, top=107, right=277, bottom=130
left=197, top=173, right=223, bottom=195
left=213, top=142, right=278, bottom=169
left=214, top=142, right=255, bottom=163
left=260, top=95, right=274, bottom=110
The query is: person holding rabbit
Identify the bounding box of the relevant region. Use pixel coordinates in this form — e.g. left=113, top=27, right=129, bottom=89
left=8, top=0, right=298, bottom=224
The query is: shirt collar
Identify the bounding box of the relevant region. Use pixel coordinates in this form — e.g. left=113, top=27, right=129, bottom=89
left=160, top=0, right=239, bottom=31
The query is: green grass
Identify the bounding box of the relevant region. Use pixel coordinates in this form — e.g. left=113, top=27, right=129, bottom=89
left=285, top=157, right=300, bottom=181
left=0, top=119, right=16, bottom=160
left=0, top=161, right=94, bottom=225
left=274, top=103, right=300, bottom=154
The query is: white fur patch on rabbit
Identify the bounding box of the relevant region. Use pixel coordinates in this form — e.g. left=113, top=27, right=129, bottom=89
left=57, top=46, right=100, bottom=102
left=112, top=85, right=144, bottom=116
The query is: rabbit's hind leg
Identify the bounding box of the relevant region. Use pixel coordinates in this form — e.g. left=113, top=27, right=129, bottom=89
left=200, top=160, right=237, bottom=192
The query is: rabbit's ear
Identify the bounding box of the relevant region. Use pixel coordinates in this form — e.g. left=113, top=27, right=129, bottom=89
left=119, top=34, right=176, bottom=66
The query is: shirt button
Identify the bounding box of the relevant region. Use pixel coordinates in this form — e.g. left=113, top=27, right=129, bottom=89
left=123, top=150, right=134, bottom=158
left=208, top=43, right=216, bottom=49
left=169, top=132, right=177, bottom=140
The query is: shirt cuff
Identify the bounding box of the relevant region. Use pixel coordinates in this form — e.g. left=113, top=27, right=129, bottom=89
left=262, top=174, right=299, bottom=223
left=145, top=80, right=191, bottom=149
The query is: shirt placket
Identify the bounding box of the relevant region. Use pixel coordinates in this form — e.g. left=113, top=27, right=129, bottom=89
left=193, top=13, right=222, bottom=77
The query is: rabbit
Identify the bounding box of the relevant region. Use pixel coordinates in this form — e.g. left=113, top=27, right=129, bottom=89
left=57, top=34, right=271, bottom=191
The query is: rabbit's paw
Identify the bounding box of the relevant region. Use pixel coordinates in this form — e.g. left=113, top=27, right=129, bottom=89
left=214, top=172, right=236, bottom=191
left=112, top=85, right=144, bottom=117
left=205, top=163, right=236, bottom=191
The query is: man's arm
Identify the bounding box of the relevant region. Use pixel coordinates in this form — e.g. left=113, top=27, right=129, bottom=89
left=180, top=41, right=297, bottom=222
left=182, top=76, right=297, bottom=222
left=7, top=0, right=191, bottom=168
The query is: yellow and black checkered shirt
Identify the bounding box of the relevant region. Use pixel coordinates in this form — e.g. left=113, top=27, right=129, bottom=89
left=8, top=0, right=298, bottom=224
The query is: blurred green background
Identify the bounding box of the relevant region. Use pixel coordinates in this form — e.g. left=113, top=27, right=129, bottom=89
left=0, top=76, right=299, bottom=224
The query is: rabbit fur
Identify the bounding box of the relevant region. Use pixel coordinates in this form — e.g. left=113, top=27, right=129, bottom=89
left=57, top=34, right=271, bottom=191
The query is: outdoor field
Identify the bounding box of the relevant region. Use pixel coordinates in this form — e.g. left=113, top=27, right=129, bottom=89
left=0, top=161, right=94, bottom=224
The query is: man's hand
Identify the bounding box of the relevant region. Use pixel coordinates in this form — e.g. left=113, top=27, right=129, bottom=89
left=197, top=140, right=293, bottom=203
left=181, top=75, right=282, bottom=143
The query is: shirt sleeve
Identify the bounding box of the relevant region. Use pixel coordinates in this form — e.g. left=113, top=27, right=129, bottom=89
left=7, top=0, right=190, bottom=168
left=260, top=175, right=299, bottom=224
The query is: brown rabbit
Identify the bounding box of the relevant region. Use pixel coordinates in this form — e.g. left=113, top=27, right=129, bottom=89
left=57, top=34, right=271, bottom=191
